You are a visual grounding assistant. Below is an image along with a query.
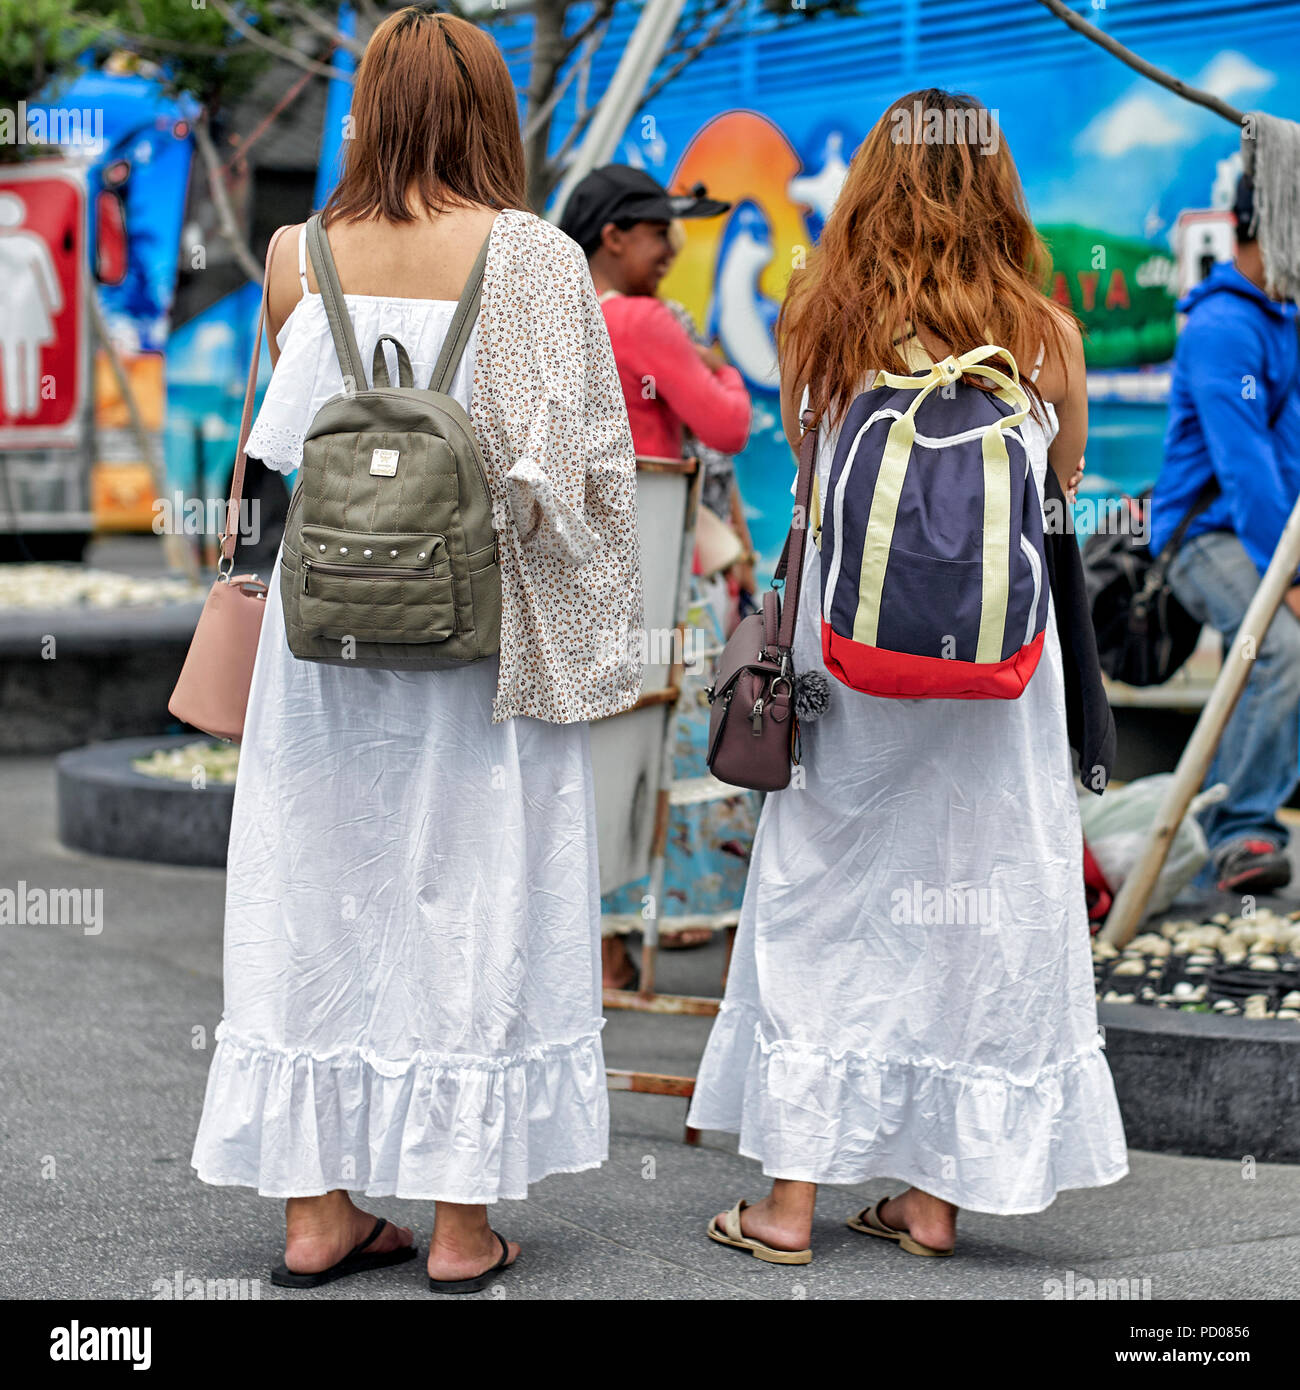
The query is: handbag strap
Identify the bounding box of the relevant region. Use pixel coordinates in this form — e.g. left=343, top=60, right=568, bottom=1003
left=1156, top=475, right=1220, bottom=565
left=220, top=223, right=292, bottom=571
left=771, top=406, right=819, bottom=652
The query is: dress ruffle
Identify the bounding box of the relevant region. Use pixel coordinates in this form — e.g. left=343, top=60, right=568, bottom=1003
left=687, top=1003, right=1129, bottom=1215
left=191, top=1023, right=609, bottom=1203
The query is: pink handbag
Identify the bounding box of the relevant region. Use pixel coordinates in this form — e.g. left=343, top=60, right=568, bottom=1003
left=168, top=227, right=289, bottom=742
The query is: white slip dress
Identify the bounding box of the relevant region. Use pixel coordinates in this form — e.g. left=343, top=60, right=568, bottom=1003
left=190, top=250, right=608, bottom=1204
left=686, top=381, right=1130, bottom=1215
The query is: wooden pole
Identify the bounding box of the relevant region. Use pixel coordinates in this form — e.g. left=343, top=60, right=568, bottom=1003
left=1101, top=492, right=1300, bottom=946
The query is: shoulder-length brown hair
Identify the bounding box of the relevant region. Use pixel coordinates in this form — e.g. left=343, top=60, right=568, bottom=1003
left=323, top=7, right=527, bottom=225
left=778, top=89, right=1072, bottom=428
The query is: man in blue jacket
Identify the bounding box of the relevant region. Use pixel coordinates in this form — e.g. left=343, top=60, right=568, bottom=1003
left=1150, top=175, right=1300, bottom=894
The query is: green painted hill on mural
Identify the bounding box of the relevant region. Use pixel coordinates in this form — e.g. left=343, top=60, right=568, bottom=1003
left=1038, top=224, right=1178, bottom=369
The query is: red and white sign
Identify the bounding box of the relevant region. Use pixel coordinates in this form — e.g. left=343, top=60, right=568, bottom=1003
left=0, top=161, right=86, bottom=449
left=1173, top=208, right=1236, bottom=301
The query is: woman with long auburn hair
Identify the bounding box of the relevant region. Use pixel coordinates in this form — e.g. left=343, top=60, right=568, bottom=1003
left=190, top=8, right=642, bottom=1293
left=688, top=90, right=1127, bottom=1263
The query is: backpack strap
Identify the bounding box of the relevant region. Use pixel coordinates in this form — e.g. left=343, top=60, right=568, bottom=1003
left=865, top=346, right=1031, bottom=665
left=428, top=229, right=492, bottom=393
left=305, top=213, right=368, bottom=393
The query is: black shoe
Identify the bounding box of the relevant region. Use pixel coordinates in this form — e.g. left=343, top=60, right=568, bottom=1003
left=1213, top=838, right=1293, bottom=895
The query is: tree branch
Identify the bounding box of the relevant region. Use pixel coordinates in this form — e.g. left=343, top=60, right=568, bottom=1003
left=523, top=13, right=611, bottom=142
left=285, top=1, right=366, bottom=57
left=208, top=0, right=349, bottom=83
left=193, top=111, right=265, bottom=285
left=81, top=14, right=252, bottom=58
left=636, top=0, right=749, bottom=113
left=557, top=0, right=617, bottom=66
left=1033, top=0, right=1245, bottom=126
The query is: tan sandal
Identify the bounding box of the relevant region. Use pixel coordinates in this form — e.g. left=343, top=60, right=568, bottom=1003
left=847, top=1198, right=954, bottom=1257
left=707, top=1199, right=812, bottom=1265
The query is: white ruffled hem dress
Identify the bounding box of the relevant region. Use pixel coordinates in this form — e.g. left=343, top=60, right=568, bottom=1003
left=686, top=396, right=1129, bottom=1215
left=190, top=287, right=608, bottom=1203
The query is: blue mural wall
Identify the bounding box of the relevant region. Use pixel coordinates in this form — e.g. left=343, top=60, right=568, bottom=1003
left=166, top=1, right=1300, bottom=568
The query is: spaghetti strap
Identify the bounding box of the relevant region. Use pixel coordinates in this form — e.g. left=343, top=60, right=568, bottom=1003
left=298, top=224, right=310, bottom=297
left=1030, top=340, right=1045, bottom=383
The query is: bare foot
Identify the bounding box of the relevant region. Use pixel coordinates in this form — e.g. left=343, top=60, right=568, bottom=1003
left=283, top=1191, right=414, bottom=1275
left=714, top=1184, right=814, bottom=1253
left=602, top=936, right=638, bottom=990
left=427, top=1224, right=520, bottom=1282
left=877, top=1188, right=958, bottom=1252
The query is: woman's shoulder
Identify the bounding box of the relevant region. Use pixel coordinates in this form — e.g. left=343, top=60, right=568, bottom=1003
left=1025, top=302, right=1084, bottom=403
left=266, top=221, right=309, bottom=342
left=492, top=206, right=588, bottom=275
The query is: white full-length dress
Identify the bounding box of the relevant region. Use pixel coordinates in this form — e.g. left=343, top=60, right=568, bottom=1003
left=190, top=291, right=607, bottom=1204
left=686, top=393, right=1129, bottom=1215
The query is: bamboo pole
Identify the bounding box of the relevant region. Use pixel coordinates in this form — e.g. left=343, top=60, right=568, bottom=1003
left=1101, top=492, right=1300, bottom=946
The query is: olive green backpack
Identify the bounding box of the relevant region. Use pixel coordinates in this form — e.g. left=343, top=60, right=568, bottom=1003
left=279, top=213, right=501, bottom=669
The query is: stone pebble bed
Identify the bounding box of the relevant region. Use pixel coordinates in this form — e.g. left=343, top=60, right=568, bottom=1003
left=1094, top=909, right=1300, bottom=1020
left=131, top=740, right=239, bottom=786
left=0, top=563, right=205, bottom=610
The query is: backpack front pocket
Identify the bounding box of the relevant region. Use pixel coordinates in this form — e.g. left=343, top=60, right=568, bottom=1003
left=296, top=526, right=455, bottom=644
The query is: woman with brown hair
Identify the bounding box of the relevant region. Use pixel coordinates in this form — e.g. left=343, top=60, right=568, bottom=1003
left=190, top=8, right=642, bottom=1293
left=688, top=90, right=1127, bottom=1263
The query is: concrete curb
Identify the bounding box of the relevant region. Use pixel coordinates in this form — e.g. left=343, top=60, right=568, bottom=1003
left=0, top=603, right=203, bottom=754
left=1100, top=1001, right=1300, bottom=1162
left=56, top=735, right=234, bottom=869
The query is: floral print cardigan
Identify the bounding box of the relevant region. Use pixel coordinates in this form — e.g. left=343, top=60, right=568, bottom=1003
left=470, top=208, right=644, bottom=724
left=249, top=206, right=644, bottom=725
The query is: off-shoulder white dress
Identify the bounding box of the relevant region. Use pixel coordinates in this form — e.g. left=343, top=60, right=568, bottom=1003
left=190, top=216, right=629, bottom=1204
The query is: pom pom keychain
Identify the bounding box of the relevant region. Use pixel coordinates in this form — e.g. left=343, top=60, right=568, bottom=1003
left=794, top=671, right=832, bottom=723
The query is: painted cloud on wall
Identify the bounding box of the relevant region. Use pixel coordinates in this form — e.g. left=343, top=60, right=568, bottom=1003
left=1075, top=91, right=1190, bottom=158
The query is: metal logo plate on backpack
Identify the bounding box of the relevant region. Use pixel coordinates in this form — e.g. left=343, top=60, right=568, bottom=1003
left=369, top=448, right=399, bottom=476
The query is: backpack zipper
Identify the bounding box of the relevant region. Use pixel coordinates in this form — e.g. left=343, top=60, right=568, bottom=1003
left=301, top=554, right=442, bottom=594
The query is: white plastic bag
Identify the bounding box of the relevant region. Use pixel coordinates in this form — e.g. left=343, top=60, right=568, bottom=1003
left=1078, top=775, right=1228, bottom=915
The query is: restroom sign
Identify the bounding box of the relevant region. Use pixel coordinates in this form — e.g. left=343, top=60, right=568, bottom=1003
left=0, top=161, right=86, bottom=449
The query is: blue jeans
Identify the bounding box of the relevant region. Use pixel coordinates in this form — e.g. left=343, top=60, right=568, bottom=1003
left=1167, top=530, right=1300, bottom=851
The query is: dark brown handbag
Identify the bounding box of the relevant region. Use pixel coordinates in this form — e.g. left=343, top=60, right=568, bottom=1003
left=706, top=409, right=817, bottom=791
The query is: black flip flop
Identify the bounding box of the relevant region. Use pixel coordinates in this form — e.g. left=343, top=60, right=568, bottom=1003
left=271, top=1216, right=418, bottom=1289
left=428, top=1230, right=514, bottom=1294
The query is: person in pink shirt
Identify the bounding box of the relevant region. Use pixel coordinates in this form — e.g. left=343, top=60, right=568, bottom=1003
left=561, top=166, right=756, bottom=987
left=559, top=165, right=751, bottom=460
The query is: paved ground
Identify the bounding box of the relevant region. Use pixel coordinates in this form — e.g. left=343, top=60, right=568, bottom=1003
left=3, top=753, right=1299, bottom=1301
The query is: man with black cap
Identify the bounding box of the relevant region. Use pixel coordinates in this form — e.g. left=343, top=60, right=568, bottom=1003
left=558, top=165, right=751, bottom=463
left=1150, top=172, right=1300, bottom=894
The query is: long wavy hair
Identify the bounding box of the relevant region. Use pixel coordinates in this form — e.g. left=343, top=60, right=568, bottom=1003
left=323, top=7, right=526, bottom=225
left=778, top=89, right=1072, bottom=428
